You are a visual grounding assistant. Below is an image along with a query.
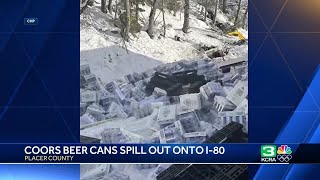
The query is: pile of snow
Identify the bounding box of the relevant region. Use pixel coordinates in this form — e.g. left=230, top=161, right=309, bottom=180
left=80, top=27, right=111, bottom=51
left=81, top=43, right=161, bottom=82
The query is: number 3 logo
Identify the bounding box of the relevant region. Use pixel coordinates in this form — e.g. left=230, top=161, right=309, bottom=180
left=261, top=145, right=276, bottom=158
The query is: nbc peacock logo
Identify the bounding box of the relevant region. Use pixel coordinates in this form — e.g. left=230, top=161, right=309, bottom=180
left=276, top=145, right=292, bottom=162
left=277, top=145, right=292, bottom=155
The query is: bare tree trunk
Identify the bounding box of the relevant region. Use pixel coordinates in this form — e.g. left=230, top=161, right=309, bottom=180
left=213, top=0, right=218, bottom=24
left=182, top=0, right=190, bottom=33
left=234, top=0, right=242, bottom=28
left=200, top=6, right=204, bottom=17
left=101, top=0, right=107, bottom=13
left=204, top=0, right=208, bottom=22
left=222, top=0, right=227, bottom=13
left=147, top=0, right=158, bottom=38
left=115, top=0, right=118, bottom=18
left=242, top=5, right=248, bottom=29
left=135, top=0, right=139, bottom=21
left=162, top=0, right=166, bottom=37
left=124, top=0, right=130, bottom=41
left=108, top=0, right=112, bottom=13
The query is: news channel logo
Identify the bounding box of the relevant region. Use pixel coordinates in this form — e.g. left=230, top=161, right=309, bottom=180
left=261, top=145, right=293, bottom=163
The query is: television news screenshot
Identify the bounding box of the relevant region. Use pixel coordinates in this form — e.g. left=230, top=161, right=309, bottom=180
left=0, top=0, right=320, bottom=179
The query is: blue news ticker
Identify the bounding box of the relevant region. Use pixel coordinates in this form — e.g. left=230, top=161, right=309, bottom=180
left=0, top=143, right=312, bottom=164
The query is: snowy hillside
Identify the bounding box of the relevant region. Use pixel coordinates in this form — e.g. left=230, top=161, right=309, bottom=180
left=80, top=0, right=247, bottom=83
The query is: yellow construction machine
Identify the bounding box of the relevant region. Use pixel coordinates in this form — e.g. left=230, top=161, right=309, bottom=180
left=227, top=30, right=246, bottom=40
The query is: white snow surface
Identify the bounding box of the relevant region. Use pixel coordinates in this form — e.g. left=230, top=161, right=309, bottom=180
left=80, top=1, right=246, bottom=83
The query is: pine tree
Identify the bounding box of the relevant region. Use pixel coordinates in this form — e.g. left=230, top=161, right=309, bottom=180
left=108, top=0, right=113, bottom=13
left=101, top=0, right=107, bottom=13
left=124, top=0, right=131, bottom=41
left=213, top=0, right=218, bottom=24
left=135, top=0, right=140, bottom=21
left=182, top=0, right=190, bottom=33
left=222, top=0, right=227, bottom=13
left=204, top=0, right=208, bottom=22
left=162, top=0, right=166, bottom=37
left=147, top=0, right=158, bottom=38
left=234, top=0, right=242, bottom=28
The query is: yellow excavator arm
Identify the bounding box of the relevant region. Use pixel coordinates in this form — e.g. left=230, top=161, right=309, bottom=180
left=227, top=30, right=246, bottom=40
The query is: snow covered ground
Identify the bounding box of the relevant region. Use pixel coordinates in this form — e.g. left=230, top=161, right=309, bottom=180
left=80, top=0, right=247, bottom=83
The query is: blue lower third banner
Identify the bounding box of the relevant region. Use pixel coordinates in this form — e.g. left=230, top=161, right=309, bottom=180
left=0, top=144, right=317, bottom=164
